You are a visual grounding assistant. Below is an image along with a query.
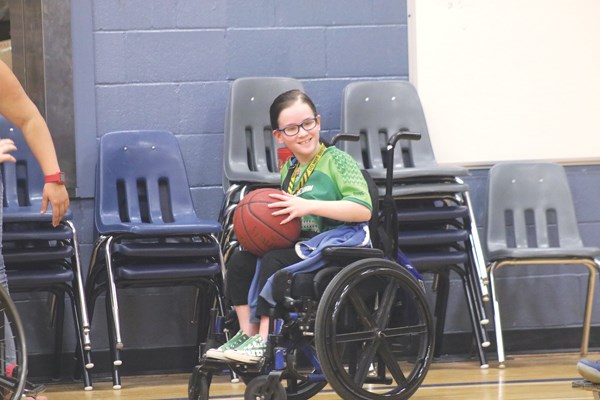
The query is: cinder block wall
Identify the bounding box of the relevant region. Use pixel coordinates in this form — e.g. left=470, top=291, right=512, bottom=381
left=21, top=1, right=600, bottom=378
left=31, top=0, right=409, bottom=376
left=91, top=0, right=408, bottom=221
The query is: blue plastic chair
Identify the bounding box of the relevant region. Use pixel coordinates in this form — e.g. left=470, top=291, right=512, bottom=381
left=0, top=116, right=92, bottom=388
left=85, top=130, right=225, bottom=389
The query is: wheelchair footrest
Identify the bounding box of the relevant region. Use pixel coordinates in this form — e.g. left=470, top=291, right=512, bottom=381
left=194, top=357, right=230, bottom=372
left=573, top=379, right=600, bottom=392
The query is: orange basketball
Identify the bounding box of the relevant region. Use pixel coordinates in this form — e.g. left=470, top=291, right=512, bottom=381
left=233, top=188, right=301, bottom=256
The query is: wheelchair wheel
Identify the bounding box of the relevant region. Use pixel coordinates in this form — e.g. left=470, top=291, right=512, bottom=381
left=0, top=286, right=28, bottom=400
left=188, top=366, right=210, bottom=400
left=315, top=258, right=434, bottom=400
left=244, top=375, right=287, bottom=400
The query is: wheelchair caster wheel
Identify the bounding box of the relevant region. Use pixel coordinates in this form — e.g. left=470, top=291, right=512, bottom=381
left=244, top=375, right=287, bottom=400
left=188, top=366, right=210, bottom=400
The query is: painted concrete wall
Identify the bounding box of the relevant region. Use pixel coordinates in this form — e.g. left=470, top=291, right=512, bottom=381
left=25, top=0, right=414, bottom=373
left=15, top=0, right=600, bottom=377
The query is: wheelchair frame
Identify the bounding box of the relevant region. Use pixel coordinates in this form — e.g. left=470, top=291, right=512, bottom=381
left=189, top=132, right=435, bottom=400
left=0, top=283, right=28, bottom=400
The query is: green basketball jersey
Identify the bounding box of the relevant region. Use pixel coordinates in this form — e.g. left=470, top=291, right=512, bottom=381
left=281, top=146, right=372, bottom=235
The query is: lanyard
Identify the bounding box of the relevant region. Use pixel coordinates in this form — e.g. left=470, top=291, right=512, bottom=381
left=286, top=143, right=326, bottom=195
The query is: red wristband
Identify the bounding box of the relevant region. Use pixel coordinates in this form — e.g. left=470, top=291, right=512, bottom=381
left=44, top=171, right=66, bottom=185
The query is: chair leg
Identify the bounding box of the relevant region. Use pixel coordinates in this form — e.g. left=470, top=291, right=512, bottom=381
left=103, top=237, right=124, bottom=351
left=464, top=241, right=491, bottom=326
left=463, top=263, right=491, bottom=349
left=459, top=188, right=491, bottom=298
left=105, top=292, right=122, bottom=389
left=50, top=290, right=66, bottom=381
left=581, top=260, right=599, bottom=356
left=488, top=263, right=506, bottom=367
left=74, top=284, right=100, bottom=384
left=68, top=288, right=93, bottom=390
left=466, top=263, right=490, bottom=327
left=451, top=266, right=489, bottom=368
left=432, top=272, right=450, bottom=357
left=463, top=252, right=491, bottom=336
left=66, top=220, right=92, bottom=351
left=72, top=282, right=94, bottom=373
left=193, top=284, right=212, bottom=349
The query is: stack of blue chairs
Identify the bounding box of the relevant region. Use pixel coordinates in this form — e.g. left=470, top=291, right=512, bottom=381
left=84, top=130, right=226, bottom=389
left=0, top=116, right=92, bottom=388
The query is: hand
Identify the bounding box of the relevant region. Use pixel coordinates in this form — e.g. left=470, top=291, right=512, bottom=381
left=41, top=183, right=70, bottom=227
left=268, top=191, right=310, bottom=225
left=0, top=138, right=17, bottom=163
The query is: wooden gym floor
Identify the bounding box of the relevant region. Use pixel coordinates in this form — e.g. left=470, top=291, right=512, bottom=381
left=42, top=352, right=595, bottom=400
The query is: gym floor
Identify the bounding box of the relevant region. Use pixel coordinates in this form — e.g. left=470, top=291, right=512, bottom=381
left=41, top=352, right=594, bottom=400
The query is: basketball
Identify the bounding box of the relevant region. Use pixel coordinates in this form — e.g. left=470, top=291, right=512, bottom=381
left=233, top=188, right=301, bottom=257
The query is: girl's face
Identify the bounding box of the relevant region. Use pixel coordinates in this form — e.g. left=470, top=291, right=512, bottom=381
left=274, top=100, right=321, bottom=165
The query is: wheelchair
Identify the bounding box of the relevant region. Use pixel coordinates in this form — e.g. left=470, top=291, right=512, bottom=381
left=189, top=132, right=435, bottom=400
left=0, top=282, right=29, bottom=400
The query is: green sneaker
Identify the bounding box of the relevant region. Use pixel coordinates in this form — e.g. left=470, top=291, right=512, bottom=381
left=223, top=334, right=267, bottom=364
left=205, top=330, right=250, bottom=361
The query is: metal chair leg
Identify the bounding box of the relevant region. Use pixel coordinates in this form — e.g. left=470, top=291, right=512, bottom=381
left=105, top=293, right=122, bottom=389
left=464, top=248, right=490, bottom=326
left=69, top=288, right=93, bottom=390
left=463, top=257, right=491, bottom=339
left=452, top=265, right=489, bottom=368
left=581, top=259, right=600, bottom=356
left=488, top=263, right=506, bottom=367
left=66, top=221, right=92, bottom=351
left=459, top=185, right=491, bottom=299
left=432, top=272, right=450, bottom=357
left=103, top=237, right=124, bottom=351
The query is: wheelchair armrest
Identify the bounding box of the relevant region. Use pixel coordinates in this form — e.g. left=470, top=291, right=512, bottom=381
left=321, top=246, right=384, bottom=263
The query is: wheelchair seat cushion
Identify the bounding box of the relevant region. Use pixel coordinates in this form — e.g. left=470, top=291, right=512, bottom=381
left=272, top=266, right=351, bottom=306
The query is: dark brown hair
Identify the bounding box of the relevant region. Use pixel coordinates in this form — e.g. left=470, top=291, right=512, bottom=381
left=269, top=89, right=317, bottom=130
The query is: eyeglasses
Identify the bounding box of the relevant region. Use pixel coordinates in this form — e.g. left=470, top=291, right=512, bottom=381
left=277, top=117, right=318, bottom=137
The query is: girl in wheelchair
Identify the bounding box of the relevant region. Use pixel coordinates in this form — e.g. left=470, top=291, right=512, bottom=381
left=206, top=89, right=373, bottom=364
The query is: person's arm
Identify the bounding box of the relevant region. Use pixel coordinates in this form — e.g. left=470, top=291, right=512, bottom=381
left=268, top=192, right=371, bottom=225
left=0, top=60, right=69, bottom=226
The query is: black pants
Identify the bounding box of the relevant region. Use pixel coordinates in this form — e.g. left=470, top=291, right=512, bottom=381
left=225, top=248, right=301, bottom=317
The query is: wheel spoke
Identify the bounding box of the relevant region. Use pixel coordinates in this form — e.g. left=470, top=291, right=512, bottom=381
left=352, top=337, right=380, bottom=386
left=377, top=338, right=409, bottom=386
left=0, top=376, right=19, bottom=395
left=334, top=329, right=375, bottom=343
left=374, top=280, right=400, bottom=329
left=334, top=321, right=427, bottom=344
left=382, top=323, right=429, bottom=338
left=347, top=286, right=377, bottom=332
